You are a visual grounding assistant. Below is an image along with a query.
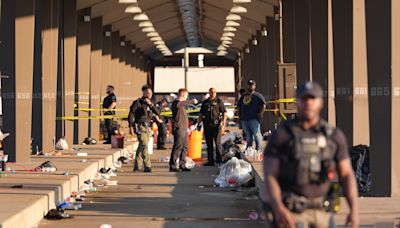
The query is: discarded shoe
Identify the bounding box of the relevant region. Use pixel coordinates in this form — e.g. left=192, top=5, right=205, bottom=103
left=118, top=156, right=129, bottom=164
left=45, top=208, right=72, bottom=220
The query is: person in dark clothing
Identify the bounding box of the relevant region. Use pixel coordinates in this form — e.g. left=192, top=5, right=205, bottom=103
left=263, top=81, right=359, bottom=228
left=156, top=99, right=169, bottom=150
left=198, top=88, right=227, bottom=166
left=169, top=88, right=198, bottom=172
left=102, top=85, right=117, bottom=144
left=128, top=85, right=160, bottom=173
left=237, top=80, right=266, bottom=151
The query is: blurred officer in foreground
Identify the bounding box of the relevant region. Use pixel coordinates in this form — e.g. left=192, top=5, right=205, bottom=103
left=198, top=88, right=227, bottom=166
left=128, top=85, right=160, bottom=173
left=263, top=81, right=359, bottom=228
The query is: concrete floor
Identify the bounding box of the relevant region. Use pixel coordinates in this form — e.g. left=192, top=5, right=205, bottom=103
left=38, top=147, right=265, bottom=228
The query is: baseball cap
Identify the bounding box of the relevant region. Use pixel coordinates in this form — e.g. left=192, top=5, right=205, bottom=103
left=296, top=81, right=323, bottom=98
left=247, top=79, right=256, bottom=85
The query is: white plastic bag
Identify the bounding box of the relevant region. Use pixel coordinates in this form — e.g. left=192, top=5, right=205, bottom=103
left=215, top=157, right=253, bottom=187
left=55, top=138, right=69, bottom=150
left=148, top=137, right=154, bottom=155
left=185, top=157, right=196, bottom=169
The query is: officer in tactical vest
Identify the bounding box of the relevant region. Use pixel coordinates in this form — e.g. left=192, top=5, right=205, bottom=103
left=263, top=81, right=359, bottom=228
left=198, top=88, right=227, bottom=166
left=128, top=85, right=160, bottom=173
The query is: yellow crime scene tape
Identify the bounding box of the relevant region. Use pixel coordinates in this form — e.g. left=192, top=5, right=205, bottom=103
left=61, top=97, right=296, bottom=121
left=74, top=108, right=129, bottom=112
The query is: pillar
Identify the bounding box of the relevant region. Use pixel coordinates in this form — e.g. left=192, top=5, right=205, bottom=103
left=391, top=0, right=400, bottom=197
left=310, top=0, right=328, bottom=120
left=327, top=0, right=336, bottom=126
left=294, top=0, right=311, bottom=83
left=332, top=0, right=353, bottom=146
left=111, top=31, right=121, bottom=104
left=76, top=8, right=91, bottom=143
left=62, top=0, right=77, bottom=145
left=90, top=17, right=102, bottom=140
left=282, top=0, right=296, bottom=63
left=40, top=0, right=59, bottom=152
left=353, top=0, right=370, bottom=146
left=366, top=0, right=391, bottom=196
left=0, top=0, right=35, bottom=162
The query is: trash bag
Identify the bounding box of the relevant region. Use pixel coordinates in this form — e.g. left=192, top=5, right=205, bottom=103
left=117, top=156, right=129, bottom=164
left=215, top=157, right=253, bottom=187
left=83, top=137, right=97, bottom=145
left=55, top=138, right=69, bottom=150
left=185, top=157, right=196, bottom=169
left=45, top=208, right=72, bottom=220
left=34, top=161, right=57, bottom=172
left=349, top=145, right=371, bottom=194
left=222, top=140, right=243, bottom=163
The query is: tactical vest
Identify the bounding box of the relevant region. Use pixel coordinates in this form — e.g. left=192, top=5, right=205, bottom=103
left=203, top=99, right=222, bottom=127
left=279, top=120, right=338, bottom=189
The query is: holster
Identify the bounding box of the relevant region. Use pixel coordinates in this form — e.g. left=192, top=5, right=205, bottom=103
left=282, top=193, right=330, bottom=213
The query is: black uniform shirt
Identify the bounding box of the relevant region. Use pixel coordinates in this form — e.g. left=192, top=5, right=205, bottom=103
left=200, top=98, right=226, bottom=127
left=264, top=119, right=350, bottom=197
left=102, top=93, right=116, bottom=115
left=128, top=97, right=160, bottom=127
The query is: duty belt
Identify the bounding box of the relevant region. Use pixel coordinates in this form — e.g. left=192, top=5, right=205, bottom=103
left=282, top=193, right=330, bottom=213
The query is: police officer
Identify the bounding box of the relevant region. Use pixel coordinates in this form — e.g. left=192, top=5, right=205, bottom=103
left=198, top=88, right=227, bottom=166
left=102, top=85, right=117, bottom=144
left=156, top=99, right=169, bottom=150
left=128, top=85, right=160, bottom=173
left=263, top=81, right=359, bottom=228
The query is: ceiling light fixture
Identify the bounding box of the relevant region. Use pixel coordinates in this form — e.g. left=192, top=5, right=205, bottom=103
left=119, top=0, right=137, bottom=3
left=217, top=46, right=227, bottom=51
left=217, top=50, right=227, bottom=56
left=226, top=20, right=240, bottom=27
left=252, top=38, right=258, bottom=46
left=133, top=13, right=149, bottom=21
left=125, top=5, right=142, bottom=13
left=230, top=5, right=247, bottom=13
left=221, top=36, right=232, bottom=41
left=142, top=27, right=155, bottom=32
left=154, top=40, right=165, bottom=45
left=233, top=0, right=251, bottom=3
left=226, top=14, right=241, bottom=21
left=138, top=21, right=153, bottom=27
left=224, top=27, right=237, bottom=32
left=261, top=27, right=268, bottom=37
left=146, top=32, right=160, bottom=37
left=150, top=36, right=162, bottom=41
left=223, top=32, right=235, bottom=37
